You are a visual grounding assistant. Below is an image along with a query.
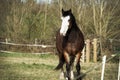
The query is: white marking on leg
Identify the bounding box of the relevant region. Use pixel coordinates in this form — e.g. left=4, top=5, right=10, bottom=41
left=60, top=71, right=64, bottom=79
left=66, top=77, right=68, bottom=80
left=71, top=70, right=74, bottom=79
left=74, top=56, right=78, bottom=66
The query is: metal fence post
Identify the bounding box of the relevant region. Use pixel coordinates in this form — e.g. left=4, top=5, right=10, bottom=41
left=101, top=55, right=106, bottom=80
left=118, top=56, right=120, bottom=80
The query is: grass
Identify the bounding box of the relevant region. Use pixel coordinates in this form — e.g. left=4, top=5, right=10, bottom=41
left=0, top=52, right=59, bottom=80
left=0, top=52, right=119, bottom=80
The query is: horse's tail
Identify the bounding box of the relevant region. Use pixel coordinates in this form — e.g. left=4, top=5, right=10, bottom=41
left=55, top=54, right=65, bottom=70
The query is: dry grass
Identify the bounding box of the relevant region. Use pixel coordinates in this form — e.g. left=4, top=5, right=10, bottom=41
left=0, top=52, right=119, bottom=80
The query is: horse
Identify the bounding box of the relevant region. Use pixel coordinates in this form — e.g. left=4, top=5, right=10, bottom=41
left=55, top=8, right=85, bottom=80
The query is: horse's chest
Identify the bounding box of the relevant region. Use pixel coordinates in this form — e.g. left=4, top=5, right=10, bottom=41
left=67, top=32, right=78, bottom=42
left=65, top=43, right=78, bottom=54
left=63, top=31, right=82, bottom=53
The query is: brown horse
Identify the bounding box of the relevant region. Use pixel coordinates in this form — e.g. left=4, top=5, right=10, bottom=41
left=55, top=9, right=84, bottom=80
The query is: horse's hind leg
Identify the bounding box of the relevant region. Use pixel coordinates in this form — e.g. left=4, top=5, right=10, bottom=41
left=76, top=53, right=82, bottom=80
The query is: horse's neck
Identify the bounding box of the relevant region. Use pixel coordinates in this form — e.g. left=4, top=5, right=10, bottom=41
left=71, top=22, right=79, bottom=31
left=71, top=19, right=78, bottom=27
left=66, top=25, right=79, bottom=37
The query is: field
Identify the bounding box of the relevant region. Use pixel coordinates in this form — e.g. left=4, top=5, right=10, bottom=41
left=0, top=52, right=119, bottom=80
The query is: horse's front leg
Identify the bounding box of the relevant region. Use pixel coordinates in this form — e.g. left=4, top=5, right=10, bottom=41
left=70, top=63, right=74, bottom=79
left=76, top=53, right=82, bottom=80
left=66, top=63, right=71, bottom=80
left=63, top=51, right=71, bottom=80
left=66, top=59, right=75, bottom=80
left=76, top=62, right=81, bottom=80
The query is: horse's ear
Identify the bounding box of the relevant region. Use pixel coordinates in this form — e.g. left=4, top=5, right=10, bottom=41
left=62, top=8, right=64, bottom=14
left=68, top=9, right=71, bottom=13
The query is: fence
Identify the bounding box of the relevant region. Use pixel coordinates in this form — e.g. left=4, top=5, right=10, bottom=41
left=75, top=53, right=120, bottom=80
left=81, top=38, right=120, bottom=63
left=81, top=38, right=99, bottom=63
left=0, top=38, right=120, bottom=80
left=0, top=38, right=120, bottom=63
left=0, top=38, right=55, bottom=54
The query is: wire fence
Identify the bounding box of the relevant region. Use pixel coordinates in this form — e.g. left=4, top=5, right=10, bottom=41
left=0, top=38, right=120, bottom=61
left=74, top=53, right=120, bottom=80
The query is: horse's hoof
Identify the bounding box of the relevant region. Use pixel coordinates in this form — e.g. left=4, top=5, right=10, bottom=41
left=65, top=77, right=68, bottom=80
left=59, top=72, right=64, bottom=79
left=71, top=71, right=74, bottom=79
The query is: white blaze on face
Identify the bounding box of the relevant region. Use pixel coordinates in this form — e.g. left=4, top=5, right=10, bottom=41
left=60, top=16, right=70, bottom=36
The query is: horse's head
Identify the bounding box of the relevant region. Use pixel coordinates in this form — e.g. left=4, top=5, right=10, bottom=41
left=60, top=9, right=73, bottom=36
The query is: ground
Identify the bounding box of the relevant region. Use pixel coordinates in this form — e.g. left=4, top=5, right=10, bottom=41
left=0, top=52, right=119, bottom=80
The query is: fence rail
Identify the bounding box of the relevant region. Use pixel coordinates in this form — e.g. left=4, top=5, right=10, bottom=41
left=0, top=42, right=55, bottom=48
left=0, top=38, right=120, bottom=63
left=0, top=40, right=55, bottom=54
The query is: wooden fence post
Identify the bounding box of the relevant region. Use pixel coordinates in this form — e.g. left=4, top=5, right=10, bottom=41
left=86, top=39, right=90, bottom=63
left=93, top=38, right=97, bottom=62
left=35, top=38, right=38, bottom=45
left=5, top=38, right=8, bottom=44
left=81, top=47, right=85, bottom=63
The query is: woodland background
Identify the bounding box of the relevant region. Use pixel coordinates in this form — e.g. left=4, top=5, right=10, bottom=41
left=0, top=0, right=120, bottom=54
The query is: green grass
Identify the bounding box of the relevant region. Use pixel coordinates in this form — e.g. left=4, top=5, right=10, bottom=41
left=0, top=52, right=119, bottom=80
left=0, top=52, right=59, bottom=80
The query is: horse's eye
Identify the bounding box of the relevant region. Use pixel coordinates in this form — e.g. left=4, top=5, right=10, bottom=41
left=61, top=17, right=64, bottom=20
